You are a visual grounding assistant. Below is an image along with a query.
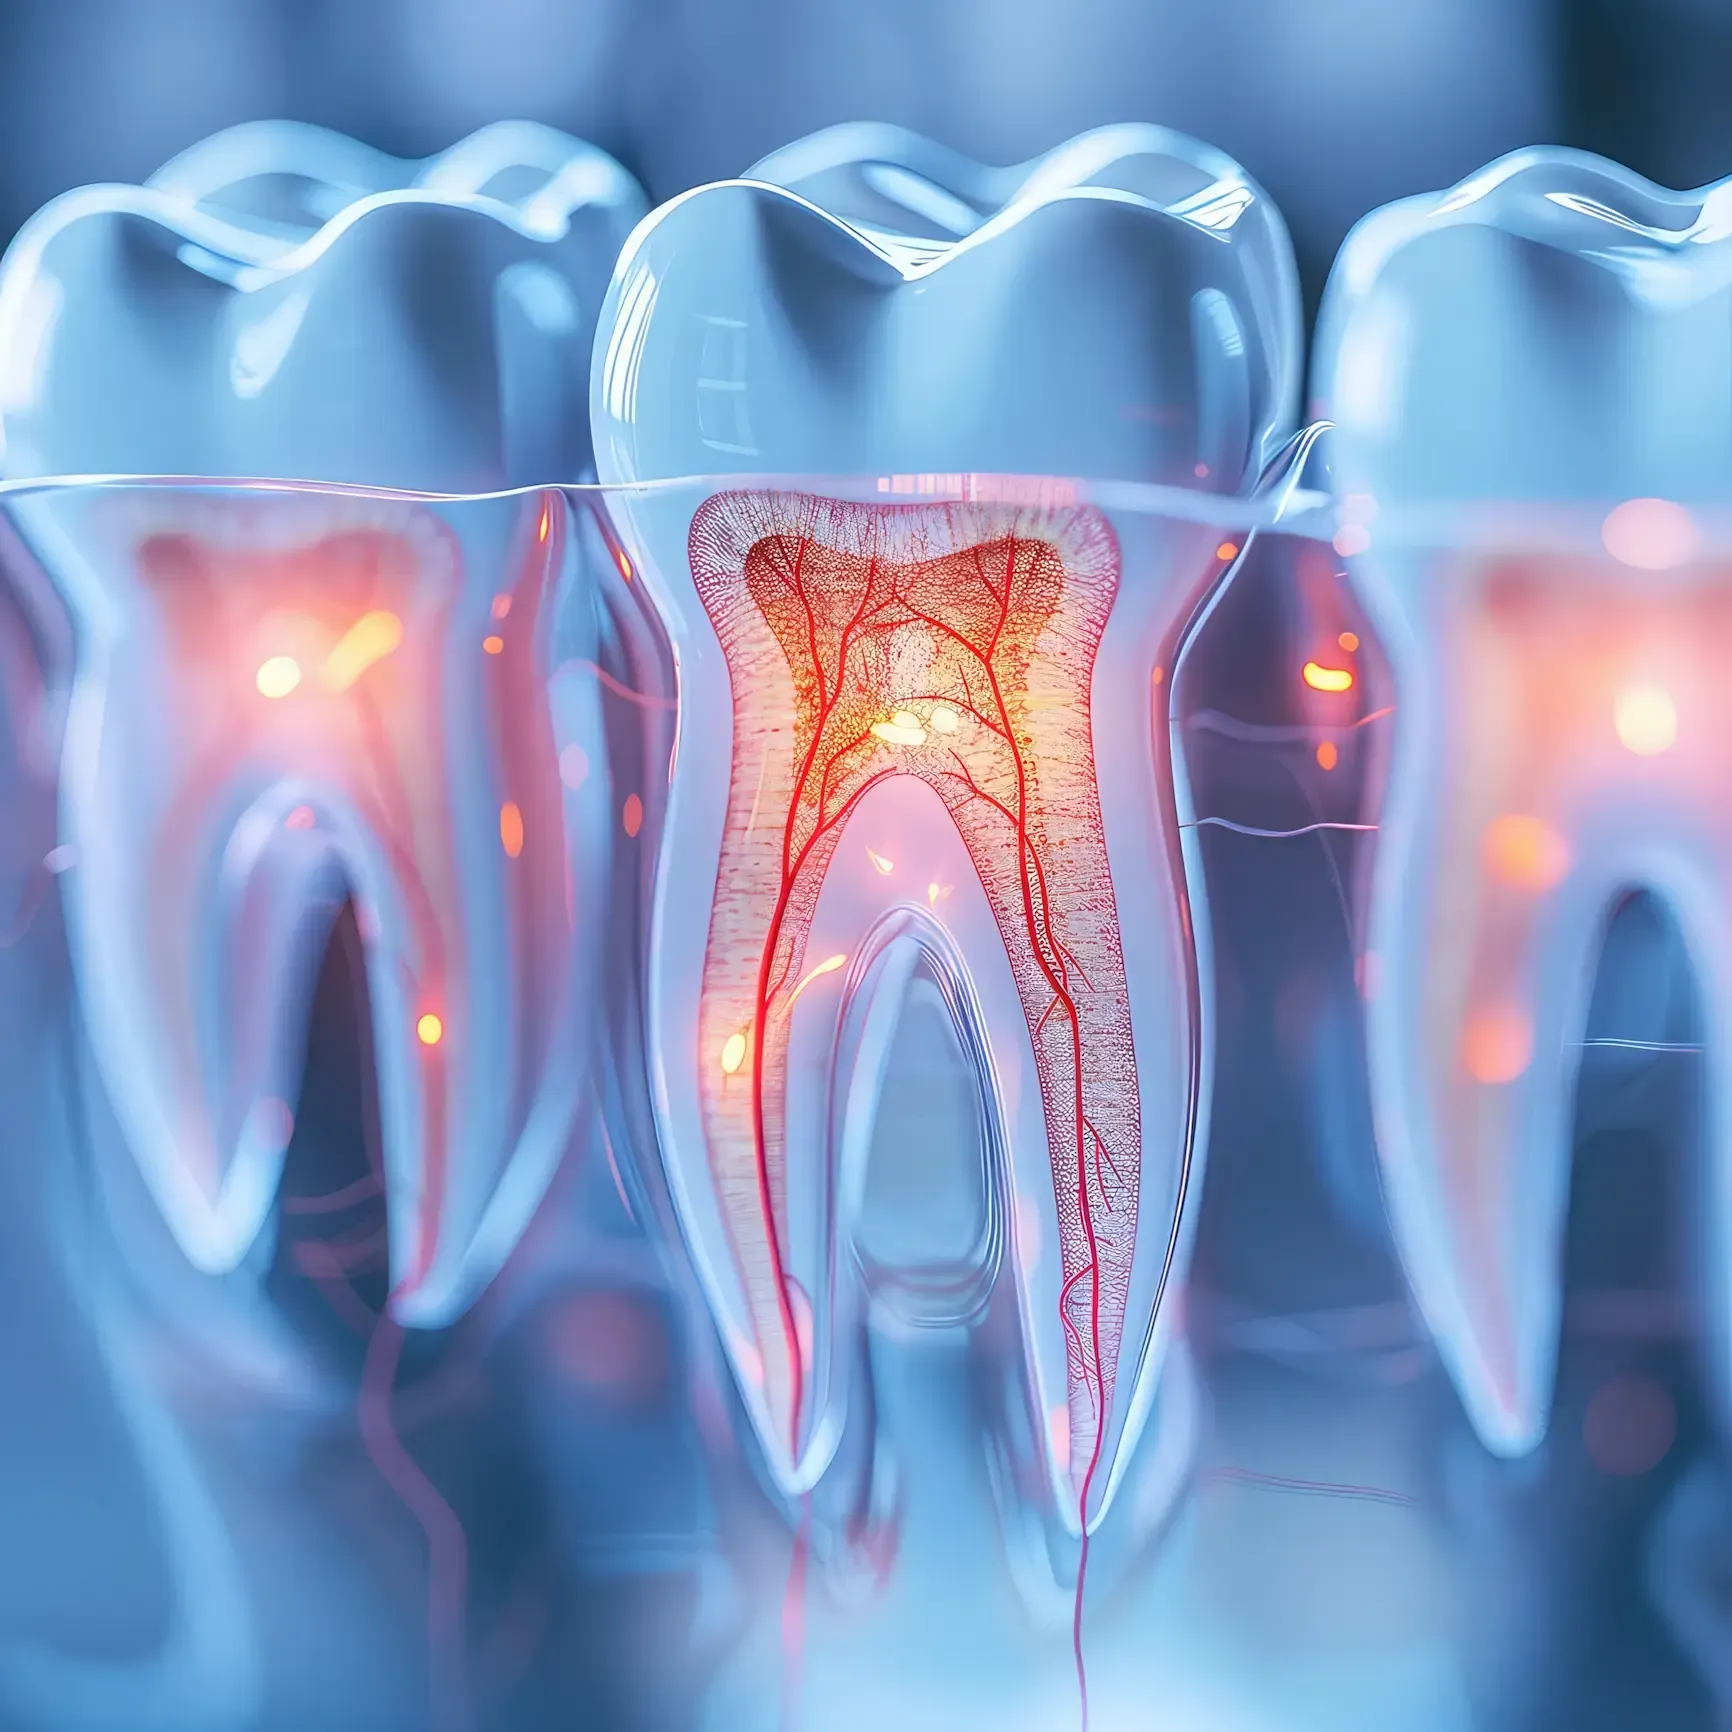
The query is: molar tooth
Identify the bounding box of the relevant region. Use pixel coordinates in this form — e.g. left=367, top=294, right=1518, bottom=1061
left=593, top=124, right=1301, bottom=1538
left=1315, top=149, right=1732, bottom=1453
left=0, top=122, right=644, bottom=1320
left=6, top=482, right=602, bottom=1322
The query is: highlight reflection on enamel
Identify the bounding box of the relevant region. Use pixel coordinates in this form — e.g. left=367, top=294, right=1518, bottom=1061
left=594, top=121, right=1302, bottom=1538
left=7, top=483, right=610, bottom=1325
left=1316, top=148, right=1732, bottom=1454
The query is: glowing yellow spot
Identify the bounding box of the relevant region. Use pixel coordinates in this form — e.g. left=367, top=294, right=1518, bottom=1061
left=1484, top=814, right=1570, bottom=891
left=483, top=634, right=505, bottom=656
left=417, top=1013, right=444, bottom=1047
left=491, top=593, right=512, bottom=620
left=1215, top=541, right=1239, bottom=561
left=870, top=708, right=927, bottom=746
left=866, top=846, right=895, bottom=875
left=927, top=881, right=953, bottom=906
left=1615, top=684, right=1677, bottom=756
left=256, top=655, right=302, bottom=699
left=787, top=953, right=847, bottom=1008
left=1302, top=661, right=1354, bottom=693
left=1462, top=1010, right=1531, bottom=1084
left=1316, top=740, right=1338, bottom=771
left=720, top=1031, right=747, bottom=1075
left=1338, top=630, right=1360, bottom=652
left=324, top=609, right=403, bottom=691
left=500, top=801, right=524, bottom=858
left=537, top=500, right=551, bottom=543
left=615, top=548, right=633, bottom=581
left=929, top=704, right=960, bottom=734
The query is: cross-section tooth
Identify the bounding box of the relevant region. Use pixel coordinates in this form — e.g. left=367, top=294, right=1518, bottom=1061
left=4, top=481, right=609, bottom=1328
left=592, top=125, right=1301, bottom=1534
left=1314, top=148, right=1732, bottom=1453
left=0, top=121, right=645, bottom=487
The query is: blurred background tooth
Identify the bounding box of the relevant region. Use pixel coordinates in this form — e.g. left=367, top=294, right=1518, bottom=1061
left=1316, top=150, right=1732, bottom=1454
left=0, top=121, right=645, bottom=487
left=0, top=122, right=645, bottom=1314
left=593, top=124, right=1299, bottom=1556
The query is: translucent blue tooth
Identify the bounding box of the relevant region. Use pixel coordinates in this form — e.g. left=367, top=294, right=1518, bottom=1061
left=0, top=121, right=646, bottom=488
left=1314, top=148, right=1732, bottom=1455
left=591, top=122, right=1302, bottom=1559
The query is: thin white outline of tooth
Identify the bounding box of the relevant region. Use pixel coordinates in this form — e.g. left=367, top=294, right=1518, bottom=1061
left=1318, top=147, right=1732, bottom=1456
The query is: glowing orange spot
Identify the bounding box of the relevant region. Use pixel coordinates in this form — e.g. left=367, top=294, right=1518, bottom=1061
left=482, top=634, right=505, bottom=656
left=622, top=793, right=644, bottom=837
left=537, top=500, right=551, bottom=543
left=1338, top=630, right=1360, bottom=652
left=256, top=655, right=301, bottom=698
left=324, top=609, right=403, bottom=690
left=865, top=846, right=895, bottom=875
left=615, top=548, right=633, bottom=581
left=1461, top=1010, right=1532, bottom=1084
left=1316, top=740, right=1338, bottom=771
left=1484, top=813, right=1570, bottom=891
left=417, top=1013, right=444, bottom=1047
left=927, top=881, right=953, bottom=906
left=285, top=804, right=316, bottom=831
left=720, top=1031, right=748, bottom=1075
left=1303, top=661, right=1354, bottom=693
left=1152, top=665, right=1164, bottom=685
left=1614, top=684, right=1677, bottom=756
left=500, top=801, right=524, bottom=858
left=787, top=953, right=847, bottom=1008
left=491, top=593, right=512, bottom=620
left=1215, top=541, right=1239, bottom=562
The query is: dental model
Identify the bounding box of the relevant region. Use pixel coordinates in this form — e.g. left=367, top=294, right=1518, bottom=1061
left=591, top=120, right=1302, bottom=1600
left=1314, top=149, right=1732, bottom=1457
left=0, top=123, right=647, bottom=1327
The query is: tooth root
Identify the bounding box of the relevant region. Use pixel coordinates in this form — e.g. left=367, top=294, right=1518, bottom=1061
left=1366, top=550, right=1732, bottom=1452
left=36, top=488, right=587, bottom=1319
left=652, top=489, right=1199, bottom=1521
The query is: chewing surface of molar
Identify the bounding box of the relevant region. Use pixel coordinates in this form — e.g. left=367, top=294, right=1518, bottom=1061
left=0, top=120, right=645, bottom=488
left=592, top=124, right=1303, bottom=1531
left=1315, top=146, right=1732, bottom=1455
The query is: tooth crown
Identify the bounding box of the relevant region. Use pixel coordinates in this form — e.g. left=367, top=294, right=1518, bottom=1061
left=0, top=123, right=646, bottom=489
left=11, top=481, right=610, bottom=1326
left=594, top=127, right=1300, bottom=1531
left=594, top=125, right=1297, bottom=491
left=1315, top=150, right=1732, bottom=1454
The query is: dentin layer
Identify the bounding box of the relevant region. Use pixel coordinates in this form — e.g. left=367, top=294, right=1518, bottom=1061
left=687, top=490, right=1143, bottom=1504
left=22, top=484, right=594, bottom=1323
left=1364, top=537, right=1732, bottom=1450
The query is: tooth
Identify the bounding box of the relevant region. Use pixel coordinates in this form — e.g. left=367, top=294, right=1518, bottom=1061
left=1315, top=151, right=1732, bottom=1454
left=0, top=123, right=642, bottom=1320
left=593, top=125, right=1300, bottom=1524
left=7, top=483, right=601, bottom=1326
left=0, top=120, right=645, bottom=487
